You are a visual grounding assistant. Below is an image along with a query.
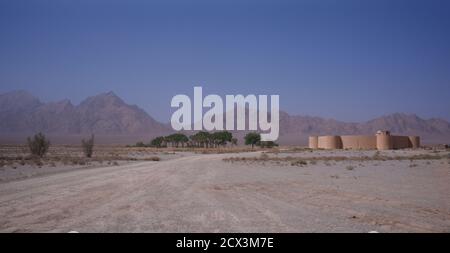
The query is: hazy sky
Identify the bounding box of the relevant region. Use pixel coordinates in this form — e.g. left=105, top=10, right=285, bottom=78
left=1, top=0, right=449, bottom=122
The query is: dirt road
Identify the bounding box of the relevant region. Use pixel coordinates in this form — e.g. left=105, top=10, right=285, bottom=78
left=0, top=152, right=449, bottom=232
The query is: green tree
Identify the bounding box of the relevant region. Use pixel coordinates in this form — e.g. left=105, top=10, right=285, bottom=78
left=189, top=134, right=200, bottom=147
left=150, top=136, right=165, bottom=147
left=177, top=134, right=189, bottom=147
left=27, top=132, right=50, bottom=157
left=211, top=131, right=233, bottom=147
left=194, top=131, right=211, bottom=148
left=164, top=134, right=174, bottom=147
left=244, top=132, right=261, bottom=149
left=165, top=133, right=189, bottom=147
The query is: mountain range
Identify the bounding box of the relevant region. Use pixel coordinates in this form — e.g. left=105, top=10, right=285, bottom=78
left=0, top=90, right=449, bottom=144
left=0, top=90, right=168, bottom=136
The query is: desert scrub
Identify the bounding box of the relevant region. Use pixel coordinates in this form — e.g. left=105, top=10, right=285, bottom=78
left=223, top=153, right=447, bottom=164
left=272, top=147, right=314, bottom=153
left=145, top=156, right=161, bottom=161
left=69, top=158, right=85, bottom=165
left=27, top=132, right=50, bottom=158
left=291, top=159, right=307, bottom=166
left=81, top=135, right=95, bottom=158
left=77, top=159, right=87, bottom=166
left=346, top=165, right=355, bottom=171
left=62, top=158, right=69, bottom=166
left=34, top=159, right=43, bottom=167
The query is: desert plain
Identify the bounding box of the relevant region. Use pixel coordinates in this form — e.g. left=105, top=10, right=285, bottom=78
left=0, top=145, right=449, bottom=233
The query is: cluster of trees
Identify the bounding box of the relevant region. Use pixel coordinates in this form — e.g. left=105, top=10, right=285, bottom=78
left=143, top=131, right=277, bottom=149
left=189, top=131, right=236, bottom=148
left=145, top=131, right=238, bottom=148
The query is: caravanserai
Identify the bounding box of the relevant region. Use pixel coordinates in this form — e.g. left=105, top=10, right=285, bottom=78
left=309, top=131, right=420, bottom=150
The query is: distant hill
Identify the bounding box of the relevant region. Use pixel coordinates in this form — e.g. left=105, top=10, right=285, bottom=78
left=0, top=90, right=449, bottom=144
left=0, top=90, right=169, bottom=136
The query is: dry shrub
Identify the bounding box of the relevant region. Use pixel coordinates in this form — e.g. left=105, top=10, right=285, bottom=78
left=62, top=158, right=69, bottom=166
left=346, top=165, right=355, bottom=171
left=27, top=133, right=50, bottom=158
left=34, top=159, right=43, bottom=167
left=291, top=159, right=307, bottom=166
left=78, top=159, right=86, bottom=166
left=196, top=147, right=256, bottom=154
left=82, top=135, right=95, bottom=158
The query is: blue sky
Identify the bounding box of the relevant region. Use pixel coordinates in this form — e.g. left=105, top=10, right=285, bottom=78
left=1, top=0, right=449, bottom=122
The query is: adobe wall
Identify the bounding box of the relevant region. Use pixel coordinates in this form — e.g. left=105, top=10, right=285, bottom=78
left=309, top=133, right=420, bottom=150
left=392, top=136, right=415, bottom=149
left=397, top=136, right=420, bottom=149
left=317, top=136, right=342, bottom=149
left=340, top=135, right=377, bottom=149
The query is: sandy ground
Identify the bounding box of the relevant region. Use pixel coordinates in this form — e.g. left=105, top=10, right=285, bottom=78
left=0, top=153, right=186, bottom=182
left=0, top=149, right=449, bottom=233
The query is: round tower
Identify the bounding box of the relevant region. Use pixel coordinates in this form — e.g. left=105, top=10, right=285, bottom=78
left=408, top=136, right=420, bottom=149
left=376, top=130, right=393, bottom=150
left=309, top=136, right=319, bottom=149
